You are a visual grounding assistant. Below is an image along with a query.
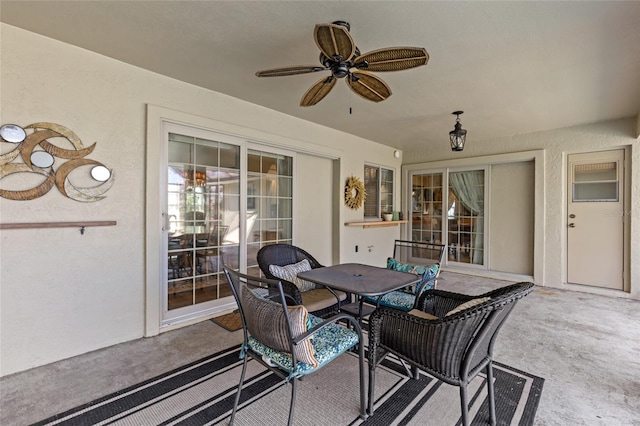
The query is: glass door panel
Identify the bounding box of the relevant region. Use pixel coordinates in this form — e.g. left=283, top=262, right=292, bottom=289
left=447, top=169, right=485, bottom=265
left=167, top=133, right=240, bottom=312
left=410, top=168, right=486, bottom=268
left=411, top=172, right=444, bottom=244
left=246, top=149, right=294, bottom=277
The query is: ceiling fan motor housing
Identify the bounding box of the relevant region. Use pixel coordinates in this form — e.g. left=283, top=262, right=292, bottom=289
left=319, top=46, right=362, bottom=79
left=332, top=63, right=350, bottom=78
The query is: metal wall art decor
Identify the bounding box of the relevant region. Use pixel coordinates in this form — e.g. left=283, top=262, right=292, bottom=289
left=344, top=175, right=366, bottom=210
left=0, top=122, right=114, bottom=202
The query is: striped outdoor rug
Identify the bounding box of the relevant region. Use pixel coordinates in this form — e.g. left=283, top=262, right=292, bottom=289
left=33, top=344, right=543, bottom=425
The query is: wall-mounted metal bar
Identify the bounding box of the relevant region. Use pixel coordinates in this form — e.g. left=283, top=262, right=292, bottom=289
left=0, top=221, right=117, bottom=230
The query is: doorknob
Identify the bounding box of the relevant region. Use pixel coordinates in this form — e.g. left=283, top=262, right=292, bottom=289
left=568, top=223, right=576, bottom=228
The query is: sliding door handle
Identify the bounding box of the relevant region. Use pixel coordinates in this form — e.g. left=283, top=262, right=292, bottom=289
left=162, top=212, right=170, bottom=231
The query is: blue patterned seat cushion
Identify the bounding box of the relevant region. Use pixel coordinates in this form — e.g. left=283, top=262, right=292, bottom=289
left=247, top=314, right=359, bottom=377
left=363, top=260, right=439, bottom=311
left=364, top=279, right=437, bottom=311
left=386, top=258, right=439, bottom=293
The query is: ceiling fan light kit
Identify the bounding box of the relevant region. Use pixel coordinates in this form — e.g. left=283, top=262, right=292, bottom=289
left=255, top=21, right=429, bottom=107
left=449, top=111, right=467, bottom=152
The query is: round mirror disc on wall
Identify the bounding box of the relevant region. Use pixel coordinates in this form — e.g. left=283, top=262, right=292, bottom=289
left=0, top=124, right=27, bottom=143
left=30, top=151, right=55, bottom=168
left=91, top=165, right=111, bottom=182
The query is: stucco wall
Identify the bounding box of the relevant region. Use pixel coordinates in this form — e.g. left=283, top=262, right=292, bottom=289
left=404, top=120, right=639, bottom=301
left=0, top=24, right=403, bottom=376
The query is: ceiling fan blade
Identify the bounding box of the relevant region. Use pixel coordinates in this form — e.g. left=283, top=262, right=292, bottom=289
left=353, top=47, right=429, bottom=72
left=347, top=71, right=392, bottom=102
left=300, top=76, right=337, bottom=107
left=314, top=23, right=356, bottom=61
left=256, top=65, right=326, bottom=77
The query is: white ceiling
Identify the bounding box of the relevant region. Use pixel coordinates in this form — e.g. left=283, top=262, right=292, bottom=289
left=2, top=1, right=639, bottom=156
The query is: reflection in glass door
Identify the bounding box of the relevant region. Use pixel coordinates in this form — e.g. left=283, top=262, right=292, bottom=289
left=166, top=132, right=240, bottom=312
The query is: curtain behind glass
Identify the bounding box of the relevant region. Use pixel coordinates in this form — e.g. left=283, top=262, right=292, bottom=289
left=449, top=170, right=484, bottom=264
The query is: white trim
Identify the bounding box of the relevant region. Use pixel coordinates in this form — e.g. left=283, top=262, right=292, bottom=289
left=146, top=104, right=341, bottom=160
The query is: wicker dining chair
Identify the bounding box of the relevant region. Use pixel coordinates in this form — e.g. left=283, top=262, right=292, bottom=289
left=257, top=244, right=348, bottom=317
left=223, top=266, right=367, bottom=425
left=367, top=282, right=535, bottom=425
left=363, top=240, right=445, bottom=312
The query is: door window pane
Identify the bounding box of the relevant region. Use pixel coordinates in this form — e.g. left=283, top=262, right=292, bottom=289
left=195, top=144, right=219, bottom=167
left=572, top=162, right=618, bottom=202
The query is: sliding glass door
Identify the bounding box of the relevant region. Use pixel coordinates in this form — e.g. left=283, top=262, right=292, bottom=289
left=162, top=124, right=294, bottom=323
left=410, top=168, right=486, bottom=267
left=166, top=132, right=240, bottom=313
left=447, top=170, right=485, bottom=265
left=246, top=148, right=294, bottom=277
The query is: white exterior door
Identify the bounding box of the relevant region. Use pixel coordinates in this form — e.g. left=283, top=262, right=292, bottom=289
left=567, top=150, right=625, bottom=289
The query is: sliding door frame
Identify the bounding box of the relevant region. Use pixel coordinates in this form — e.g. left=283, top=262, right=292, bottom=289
left=145, top=105, right=341, bottom=337
left=401, top=150, right=545, bottom=284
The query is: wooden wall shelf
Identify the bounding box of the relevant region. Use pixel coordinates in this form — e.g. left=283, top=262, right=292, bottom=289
left=345, top=220, right=408, bottom=229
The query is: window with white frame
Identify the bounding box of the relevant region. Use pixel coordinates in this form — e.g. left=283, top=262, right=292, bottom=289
left=364, top=164, right=394, bottom=219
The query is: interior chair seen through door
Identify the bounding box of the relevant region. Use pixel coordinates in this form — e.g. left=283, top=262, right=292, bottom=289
left=223, top=266, right=367, bottom=425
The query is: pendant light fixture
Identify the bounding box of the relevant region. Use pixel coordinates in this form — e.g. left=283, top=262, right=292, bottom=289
left=449, top=111, right=467, bottom=152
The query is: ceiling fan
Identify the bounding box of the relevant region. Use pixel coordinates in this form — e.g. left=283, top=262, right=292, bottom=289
left=255, top=21, right=429, bottom=107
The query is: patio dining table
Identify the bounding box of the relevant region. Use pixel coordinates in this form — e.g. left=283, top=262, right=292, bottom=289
left=297, top=263, right=420, bottom=321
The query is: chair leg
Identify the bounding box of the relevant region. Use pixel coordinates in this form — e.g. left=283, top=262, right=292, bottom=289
left=229, top=355, right=248, bottom=426
left=459, top=383, right=470, bottom=426
left=287, top=378, right=297, bottom=426
left=486, top=362, right=497, bottom=426
left=368, top=365, right=376, bottom=415
left=358, top=340, right=367, bottom=419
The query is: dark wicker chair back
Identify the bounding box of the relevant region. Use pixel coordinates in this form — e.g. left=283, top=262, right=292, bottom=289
left=362, top=240, right=444, bottom=312
left=257, top=243, right=324, bottom=278
left=368, top=281, right=534, bottom=425
left=223, top=265, right=367, bottom=425
left=392, top=239, right=446, bottom=266
left=257, top=244, right=345, bottom=317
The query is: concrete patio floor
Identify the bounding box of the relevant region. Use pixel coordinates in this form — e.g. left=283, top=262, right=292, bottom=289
left=1, top=271, right=639, bottom=425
